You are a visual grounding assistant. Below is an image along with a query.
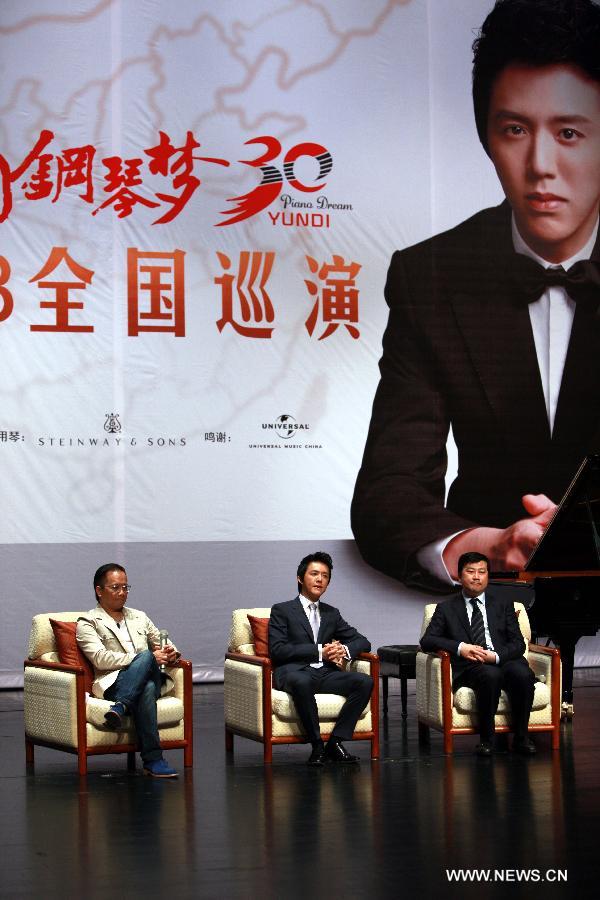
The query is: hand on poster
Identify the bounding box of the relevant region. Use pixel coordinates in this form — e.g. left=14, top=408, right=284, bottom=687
left=443, top=494, right=557, bottom=579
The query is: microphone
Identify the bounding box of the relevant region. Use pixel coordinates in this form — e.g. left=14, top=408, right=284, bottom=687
left=159, top=629, right=169, bottom=672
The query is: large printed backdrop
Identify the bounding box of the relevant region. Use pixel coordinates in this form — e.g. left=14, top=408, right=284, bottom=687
left=1, top=0, right=598, bottom=685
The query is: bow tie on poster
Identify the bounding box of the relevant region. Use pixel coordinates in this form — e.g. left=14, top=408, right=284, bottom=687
left=511, top=255, right=600, bottom=310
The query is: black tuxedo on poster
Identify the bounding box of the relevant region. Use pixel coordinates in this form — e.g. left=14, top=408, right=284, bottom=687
left=352, top=203, right=600, bottom=590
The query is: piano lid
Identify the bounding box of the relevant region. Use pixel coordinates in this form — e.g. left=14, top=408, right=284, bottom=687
left=525, top=454, right=600, bottom=572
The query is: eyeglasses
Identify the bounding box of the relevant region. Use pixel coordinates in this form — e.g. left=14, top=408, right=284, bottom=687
left=104, top=584, right=132, bottom=593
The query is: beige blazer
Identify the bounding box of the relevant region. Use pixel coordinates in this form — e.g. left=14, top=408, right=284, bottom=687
left=76, top=605, right=176, bottom=699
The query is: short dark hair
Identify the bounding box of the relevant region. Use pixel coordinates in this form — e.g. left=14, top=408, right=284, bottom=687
left=297, top=551, right=333, bottom=584
left=472, top=0, right=600, bottom=153
left=93, top=563, right=126, bottom=600
left=457, top=552, right=490, bottom=575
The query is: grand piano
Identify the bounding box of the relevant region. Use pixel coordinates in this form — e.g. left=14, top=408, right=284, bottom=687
left=492, top=454, right=600, bottom=718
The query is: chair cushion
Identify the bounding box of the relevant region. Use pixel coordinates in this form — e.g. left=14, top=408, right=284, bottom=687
left=85, top=695, right=184, bottom=729
left=50, top=619, right=94, bottom=694
left=247, top=615, right=269, bottom=657
left=453, top=681, right=550, bottom=714
left=271, top=689, right=369, bottom=723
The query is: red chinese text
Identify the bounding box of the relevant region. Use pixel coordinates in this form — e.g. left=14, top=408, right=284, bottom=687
left=304, top=254, right=361, bottom=340
left=127, top=249, right=186, bottom=336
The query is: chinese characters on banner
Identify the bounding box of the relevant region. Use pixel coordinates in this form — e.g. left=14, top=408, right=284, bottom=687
left=0, top=131, right=332, bottom=226
left=0, top=248, right=361, bottom=339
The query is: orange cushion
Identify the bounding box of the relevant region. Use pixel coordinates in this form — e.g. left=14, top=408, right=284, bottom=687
left=50, top=619, right=95, bottom=694
left=247, top=615, right=270, bottom=657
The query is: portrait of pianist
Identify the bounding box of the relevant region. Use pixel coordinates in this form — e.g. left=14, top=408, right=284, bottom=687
left=352, top=0, right=600, bottom=592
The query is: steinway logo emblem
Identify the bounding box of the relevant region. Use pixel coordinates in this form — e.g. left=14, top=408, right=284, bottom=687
left=104, top=413, right=122, bottom=434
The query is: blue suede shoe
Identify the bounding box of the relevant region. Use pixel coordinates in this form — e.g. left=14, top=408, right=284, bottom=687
left=143, top=758, right=178, bottom=778
left=104, top=702, right=127, bottom=729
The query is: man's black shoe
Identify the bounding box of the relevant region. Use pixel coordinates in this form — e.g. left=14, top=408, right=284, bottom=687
left=324, top=738, right=360, bottom=764
left=513, top=737, right=537, bottom=756
left=474, top=741, right=494, bottom=757
left=307, top=742, right=326, bottom=766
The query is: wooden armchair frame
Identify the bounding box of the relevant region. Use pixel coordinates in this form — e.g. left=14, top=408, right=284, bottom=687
left=417, top=644, right=561, bottom=753
left=224, top=650, right=380, bottom=763
left=24, top=656, right=194, bottom=776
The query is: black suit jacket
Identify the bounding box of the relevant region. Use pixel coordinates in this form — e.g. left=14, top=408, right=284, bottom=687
left=352, top=202, right=600, bottom=590
left=268, top=597, right=371, bottom=689
left=420, top=589, right=526, bottom=684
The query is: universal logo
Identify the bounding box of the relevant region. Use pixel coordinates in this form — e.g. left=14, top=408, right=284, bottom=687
left=266, top=414, right=309, bottom=440
left=247, top=414, right=322, bottom=450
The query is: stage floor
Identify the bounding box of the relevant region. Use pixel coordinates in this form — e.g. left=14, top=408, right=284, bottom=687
left=1, top=671, right=598, bottom=899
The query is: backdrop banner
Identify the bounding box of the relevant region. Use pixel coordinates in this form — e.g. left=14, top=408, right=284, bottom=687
left=2, top=0, right=598, bottom=686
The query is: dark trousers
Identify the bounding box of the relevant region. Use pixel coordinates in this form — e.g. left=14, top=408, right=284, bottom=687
left=278, top=665, right=373, bottom=744
left=455, top=657, right=536, bottom=743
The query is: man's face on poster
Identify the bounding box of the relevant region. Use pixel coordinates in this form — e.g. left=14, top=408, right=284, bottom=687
left=487, top=62, right=600, bottom=263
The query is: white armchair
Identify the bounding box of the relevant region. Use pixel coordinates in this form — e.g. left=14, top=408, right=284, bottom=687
left=24, top=612, right=193, bottom=775
left=224, top=607, right=380, bottom=763
left=416, top=602, right=561, bottom=753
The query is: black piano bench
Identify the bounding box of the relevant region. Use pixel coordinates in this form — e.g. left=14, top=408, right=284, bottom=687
left=377, top=645, right=419, bottom=719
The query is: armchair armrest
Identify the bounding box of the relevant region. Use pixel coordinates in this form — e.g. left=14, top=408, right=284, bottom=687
left=528, top=644, right=561, bottom=716
left=355, top=651, right=380, bottom=672
left=356, top=652, right=378, bottom=662
left=224, top=653, right=272, bottom=738
left=416, top=649, right=452, bottom=729
left=225, top=651, right=272, bottom=669
left=24, top=662, right=86, bottom=749
left=528, top=643, right=560, bottom=656
left=24, top=658, right=86, bottom=676
left=166, top=658, right=193, bottom=750
left=354, top=653, right=380, bottom=731
left=165, top=659, right=193, bottom=723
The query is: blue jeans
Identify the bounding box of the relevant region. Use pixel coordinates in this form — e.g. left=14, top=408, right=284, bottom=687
left=104, top=649, right=164, bottom=763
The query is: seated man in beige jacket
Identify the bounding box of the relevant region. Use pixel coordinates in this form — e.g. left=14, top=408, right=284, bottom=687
left=76, top=563, right=180, bottom=778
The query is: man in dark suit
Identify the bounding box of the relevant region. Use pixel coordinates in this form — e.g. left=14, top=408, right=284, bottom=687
left=268, top=551, right=373, bottom=766
left=421, top=551, right=537, bottom=756
left=352, top=0, right=600, bottom=591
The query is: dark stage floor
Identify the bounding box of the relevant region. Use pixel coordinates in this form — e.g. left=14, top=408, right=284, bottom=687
left=1, top=671, right=599, bottom=899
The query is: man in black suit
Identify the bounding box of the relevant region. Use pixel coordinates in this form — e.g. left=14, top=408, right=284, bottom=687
left=268, top=551, right=373, bottom=766
left=421, top=551, right=537, bottom=756
left=352, top=0, right=600, bottom=591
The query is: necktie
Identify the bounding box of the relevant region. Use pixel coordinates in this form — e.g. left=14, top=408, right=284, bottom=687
left=309, top=603, right=319, bottom=643
left=470, top=598, right=487, bottom=649
left=511, top=255, right=600, bottom=309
